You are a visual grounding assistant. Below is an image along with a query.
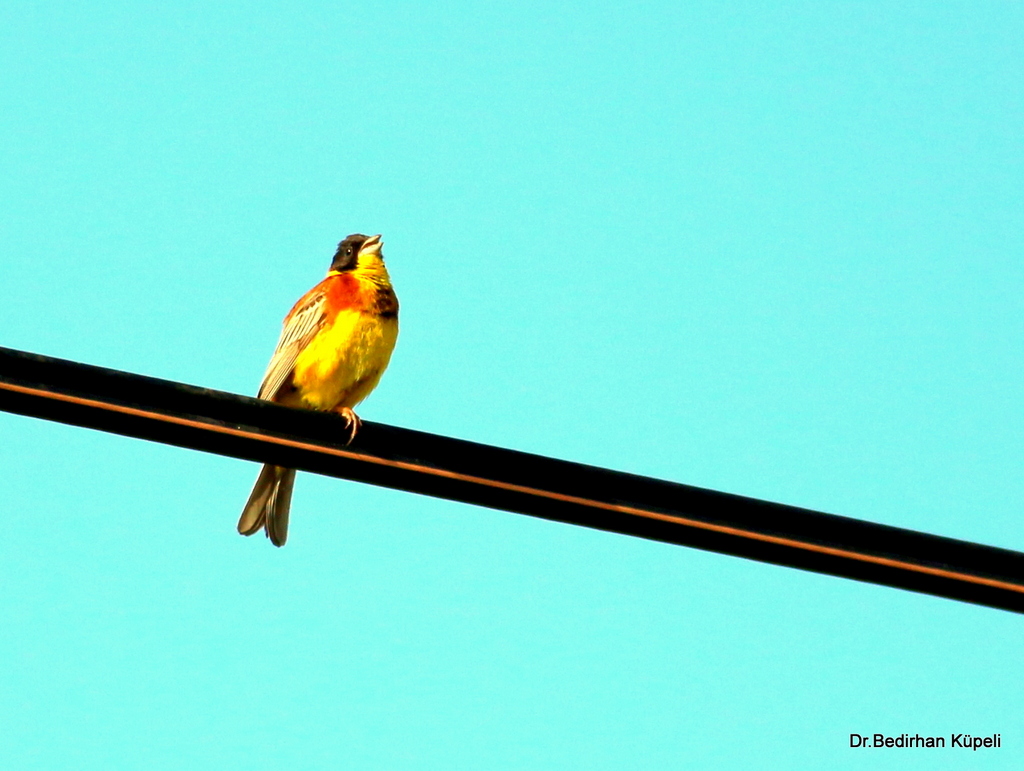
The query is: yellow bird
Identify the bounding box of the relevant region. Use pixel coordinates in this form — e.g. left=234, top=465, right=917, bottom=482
left=238, top=233, right=399, bottom=546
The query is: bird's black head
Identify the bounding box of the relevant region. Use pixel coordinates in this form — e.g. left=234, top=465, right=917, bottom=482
left=330, top=233, right=382, bottom=272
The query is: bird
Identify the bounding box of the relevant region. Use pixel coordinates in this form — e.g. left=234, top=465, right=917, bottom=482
left=238, top=233, right=399, bottom=546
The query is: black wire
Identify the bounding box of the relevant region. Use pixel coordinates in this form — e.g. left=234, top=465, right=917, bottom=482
left=2, top=344, right=1023, bottom=614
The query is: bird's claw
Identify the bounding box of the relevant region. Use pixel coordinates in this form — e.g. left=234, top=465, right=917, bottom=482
left=337, top=407, right=362, bottom=445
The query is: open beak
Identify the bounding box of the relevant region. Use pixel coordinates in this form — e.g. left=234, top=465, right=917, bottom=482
left=360, top=234, right=383, bottom=255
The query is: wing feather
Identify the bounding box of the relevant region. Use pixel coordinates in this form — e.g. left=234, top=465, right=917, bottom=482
left=257, top=290, right=328, bottom=400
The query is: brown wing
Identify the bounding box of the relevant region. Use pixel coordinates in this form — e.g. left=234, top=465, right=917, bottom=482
left=257, top=288, right=328, bottom=401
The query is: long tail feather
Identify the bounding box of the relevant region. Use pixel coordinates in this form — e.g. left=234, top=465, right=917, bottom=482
left=238, top=465, right=296, bottom=546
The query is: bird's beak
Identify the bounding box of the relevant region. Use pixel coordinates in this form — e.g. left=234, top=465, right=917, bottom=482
left=360, top=234, right=383, bottom=255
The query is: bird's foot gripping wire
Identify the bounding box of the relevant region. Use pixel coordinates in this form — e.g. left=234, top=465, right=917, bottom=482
left=335, top=407, right=362, bottom=445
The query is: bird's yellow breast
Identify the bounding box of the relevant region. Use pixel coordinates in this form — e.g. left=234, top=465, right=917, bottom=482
left=291, top=308, right=398, bottom=411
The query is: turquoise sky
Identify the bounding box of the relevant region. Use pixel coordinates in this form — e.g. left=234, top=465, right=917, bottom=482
left=2, top=1, right=1022, bottom=768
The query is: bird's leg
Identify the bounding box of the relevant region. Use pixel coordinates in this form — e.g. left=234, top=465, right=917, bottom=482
left=334, top=406, right=362, bottom=445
